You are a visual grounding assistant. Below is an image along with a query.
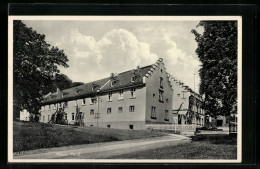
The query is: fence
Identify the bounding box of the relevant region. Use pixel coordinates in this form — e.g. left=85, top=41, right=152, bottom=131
left=146, top=124, right=197, bottom=132
left=229, top=122, right=237, bottom=134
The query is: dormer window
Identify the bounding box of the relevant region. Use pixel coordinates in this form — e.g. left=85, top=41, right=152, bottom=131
left=50, top=95, right=56, bottom=100
left=62, top=93, right=68, bottom=98
left=92, top=83, right=99, bottom=91
left=131, top=75, right=138, bottom=82
left=111, top=80, right=118, bottom=86
left=75, top=89, right=82, bottom=94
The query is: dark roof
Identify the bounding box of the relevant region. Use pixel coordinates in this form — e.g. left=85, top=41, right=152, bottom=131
left=42, top=65, right=153, bottom=105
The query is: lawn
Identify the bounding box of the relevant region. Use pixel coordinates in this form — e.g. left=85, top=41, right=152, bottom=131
left=13, top=121, right=165, bottom=152
left=107, top=134, right=237, bottom=159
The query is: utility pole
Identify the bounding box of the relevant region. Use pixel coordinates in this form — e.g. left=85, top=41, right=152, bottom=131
left=94, top=96, right=101, bottom=127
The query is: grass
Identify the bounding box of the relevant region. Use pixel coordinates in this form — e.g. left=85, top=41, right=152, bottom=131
left=107, top=134, right=237, bottom=159
left=13, top=121, right=165, bottom=152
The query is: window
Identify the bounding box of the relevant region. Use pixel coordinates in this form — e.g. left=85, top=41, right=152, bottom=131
left=90, top=109, right=94, bottom=115
left=119, top=90, right=124, bottom=100
left=178, top=114, right=182, bottom=124
left=64, top=113, right=67, bottom=120
left=82, top=99, right=86, bottom=105
left=130, top=88, right=136, bottom=98
left=107, top=125, right=111, bottom=128
left=151, top=106, right=156, bottom=119
left=59, top=103, right=62, bottom=108
left=108, top=92, right=112, bottom=101
left=74, top=100, right=77, bottom=107
left=107, top=108, right=112, bottom=114
left=90, top=98, right=97, bottom=104
left=64, top=102, right=68, bottom=108
left=160, top=77, right=163, bottom=88
left=92, top=85, right=98, bottom=91
left=48, top=115, right=50, bottom=121
left=161, top=69, right=163, bottom=73
left=75, top=89, right=82, bottom=94
left=165, top=110, right=169, bottom=121
left=131, top=75, right=138, bottom=82
left=129, top=105, right=135, bottom=112
left=166, top=98, right=169, bottom=103
left=118, top=107, right=123, bottom=113
left=72, top=113, right=75, bottom=120
left=43, top=115, right=45, bottom=122
left=159, top=90, right=164, bottom=102
left=129, top=125, right=134, bottom=129
left=111, top=80, right=117, bottom=86
left=153, top=93, right=156, bottom=98
left=62, top=93, right=68, bottom=98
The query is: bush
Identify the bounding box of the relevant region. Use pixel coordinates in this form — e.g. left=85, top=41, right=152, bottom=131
left=191, top=134, right=237, bottom=145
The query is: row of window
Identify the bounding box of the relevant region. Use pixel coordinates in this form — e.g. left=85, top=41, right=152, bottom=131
left=191, top=104, right=204, bottom=114
left=43, top=89, right=137, bottom=111
left=42, top=106, right=170, bottom=122
left=151, top=106, right=169, bottom=121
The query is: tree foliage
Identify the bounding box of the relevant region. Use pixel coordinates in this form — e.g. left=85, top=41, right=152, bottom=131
left=42, top=73, right=84, bottom=95
left=192, top=21, right=237, bottom=117
left=13, top=20, right=69, bottom=120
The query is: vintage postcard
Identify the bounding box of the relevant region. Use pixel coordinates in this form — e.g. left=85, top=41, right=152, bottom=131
left=8, top=16, right=242, bottom=163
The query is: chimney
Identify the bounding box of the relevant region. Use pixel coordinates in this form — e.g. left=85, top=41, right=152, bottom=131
left=57, top=88, right=60, bottom=94
left=110, top=73, right=114, bottom=78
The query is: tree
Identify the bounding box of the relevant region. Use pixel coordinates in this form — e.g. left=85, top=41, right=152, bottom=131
left=41, top=74, right=84, bottom=95
left=192, top=21, right=237, bottom=117
left=13, top=20, right=69, bottom=120
left=71, top=82, right=84, bottom=88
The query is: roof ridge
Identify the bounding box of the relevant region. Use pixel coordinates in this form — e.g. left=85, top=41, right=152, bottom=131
left=58, top=64, right=153, bottom=93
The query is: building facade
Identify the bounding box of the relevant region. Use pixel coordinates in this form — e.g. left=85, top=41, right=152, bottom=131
left=39, top=58, right=173, bottom=130
left=19, top=109, right=30, bottom=121
left=170, top=77, right=205, bottom=127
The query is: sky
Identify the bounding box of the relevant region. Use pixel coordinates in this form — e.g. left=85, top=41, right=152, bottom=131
left=23, top=19, right=203, bottom=93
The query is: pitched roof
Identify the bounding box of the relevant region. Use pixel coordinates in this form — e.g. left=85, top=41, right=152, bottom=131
left=41, top=64, right=153, bottom=105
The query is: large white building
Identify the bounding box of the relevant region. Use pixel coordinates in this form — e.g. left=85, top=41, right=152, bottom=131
left=39, top=58, right=173, bottom=130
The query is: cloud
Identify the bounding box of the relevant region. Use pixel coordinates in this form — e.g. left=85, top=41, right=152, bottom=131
left=57, top=28, right=158, bottom=83
left=142, top=30, right=201, bottom=90
left=23, top=20, right=201, bottom=92
left=159, top=35, right=201, bottom=91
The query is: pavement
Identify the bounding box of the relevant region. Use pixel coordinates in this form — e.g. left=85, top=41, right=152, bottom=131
left=14, top=134, right=190, bottom=159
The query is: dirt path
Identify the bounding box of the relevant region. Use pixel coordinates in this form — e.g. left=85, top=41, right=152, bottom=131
left=14, top=134, right=190, bottom=159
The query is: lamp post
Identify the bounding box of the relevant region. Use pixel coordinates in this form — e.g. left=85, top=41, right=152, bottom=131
left=94, top=95, right=101, bottom=127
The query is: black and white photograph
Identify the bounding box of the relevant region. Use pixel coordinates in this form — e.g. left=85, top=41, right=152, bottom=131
left=8, top=16, right=242, bottom=163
